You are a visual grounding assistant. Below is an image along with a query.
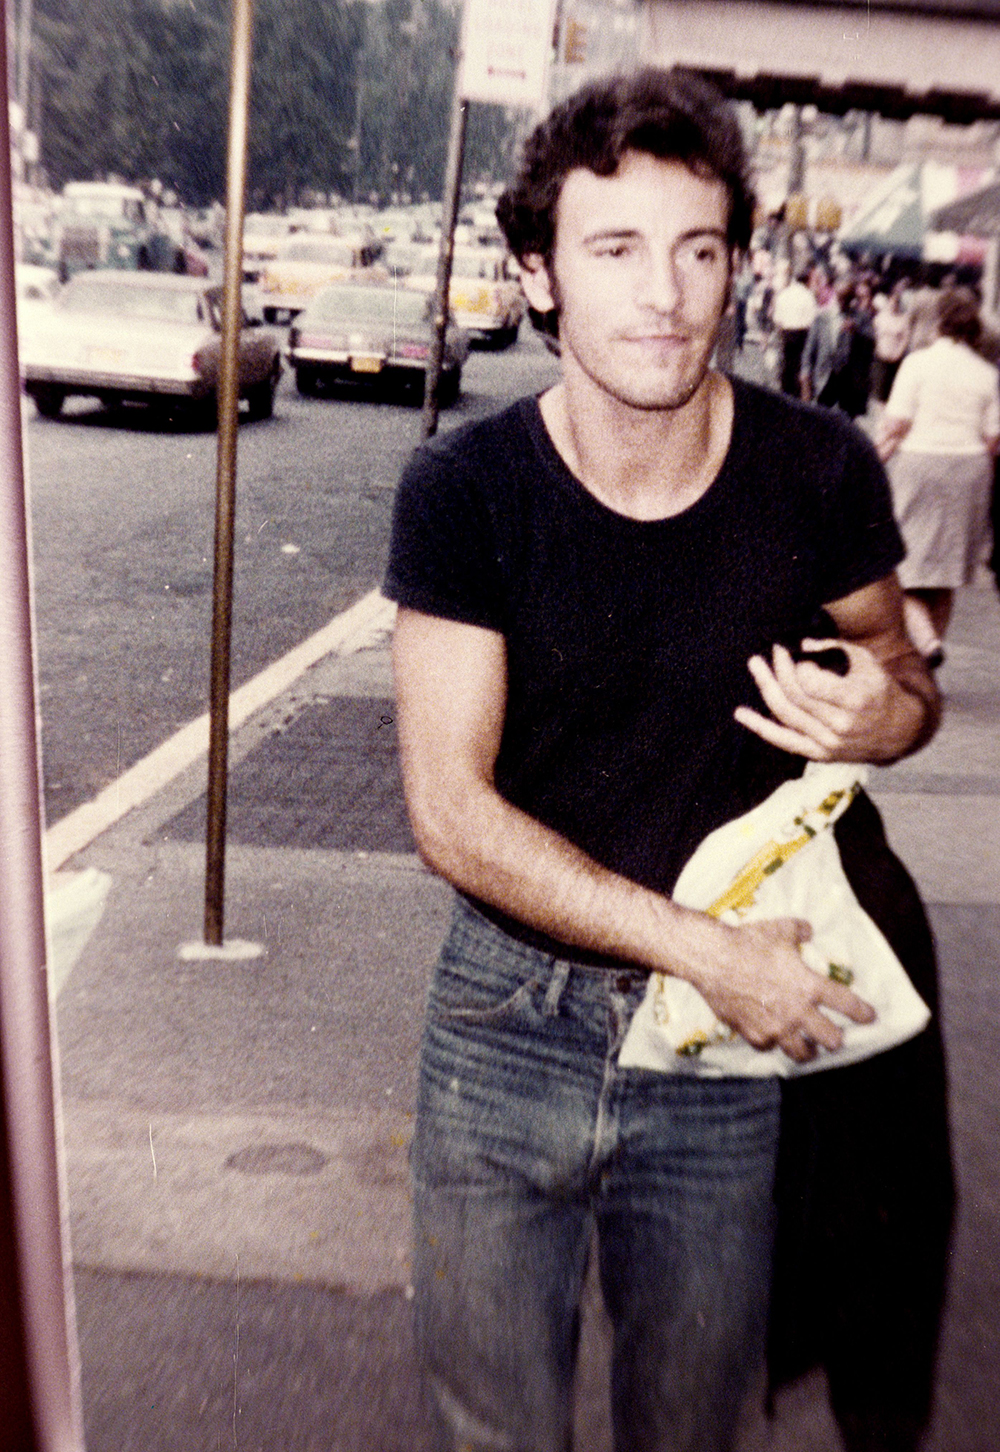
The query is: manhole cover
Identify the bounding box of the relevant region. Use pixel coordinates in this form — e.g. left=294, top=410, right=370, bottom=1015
left=225, top=1142, right=327, bottom=1176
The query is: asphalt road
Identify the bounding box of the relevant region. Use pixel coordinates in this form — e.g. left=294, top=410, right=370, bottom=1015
left=25, top=330, right=559, bottom=825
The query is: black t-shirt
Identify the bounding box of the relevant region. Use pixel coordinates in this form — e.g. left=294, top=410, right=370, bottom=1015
left=385, top=377, right=904, bottom=951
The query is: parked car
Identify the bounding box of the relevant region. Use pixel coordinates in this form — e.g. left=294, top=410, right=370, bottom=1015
left=286, top=282, right=467, bottom=404
left=256, top=233, right=385, bottom=323
left=242, top=212, right=296, bottom=283
left=389, top=243, right=525, bottom=348
left=20, top=270, right=282, bottom=422
left=15, top=263, right=60, bottom=330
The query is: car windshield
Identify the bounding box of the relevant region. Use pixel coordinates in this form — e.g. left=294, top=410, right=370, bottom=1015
left=59, top=279, right=205, bottom=325
left=280, top=239, right=356, bottom=265
left=307, top=286, right=428, bottom=327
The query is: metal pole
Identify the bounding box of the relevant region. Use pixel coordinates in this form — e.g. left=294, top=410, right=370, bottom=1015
left=0, top=20, right=84, bottom=1447
left=205, top=0, right=254, bottom=946
left=420, top=83, right=468, bottom=441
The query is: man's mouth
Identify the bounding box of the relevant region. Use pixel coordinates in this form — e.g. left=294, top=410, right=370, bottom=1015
left=624, top=332, right=691, bottom=348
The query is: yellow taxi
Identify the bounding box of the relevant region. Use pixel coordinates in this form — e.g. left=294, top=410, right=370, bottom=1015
left=256, top=233, right=385, bottom=323
left=391, top=243, right=526, bottom=349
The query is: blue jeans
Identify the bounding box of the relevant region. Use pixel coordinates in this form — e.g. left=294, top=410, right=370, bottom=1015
left=411, top=897, right=781, bottom=1452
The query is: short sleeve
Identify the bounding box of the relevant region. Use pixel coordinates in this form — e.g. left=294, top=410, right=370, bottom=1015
left=382, top=440, right=508, bottom=631
left=817, top=418, right=905, bottom=604
left=884, top=351, right=920, bottom=422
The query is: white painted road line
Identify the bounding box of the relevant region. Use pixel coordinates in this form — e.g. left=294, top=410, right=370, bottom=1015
left=44, top=589, right=397, bottom=872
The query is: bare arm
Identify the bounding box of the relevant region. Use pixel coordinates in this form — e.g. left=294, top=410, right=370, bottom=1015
left=393, top=606, right=875, bottom=1063
left=733, top=575, right=940, bottom=763
left=875, top=413, right=911, bottom=462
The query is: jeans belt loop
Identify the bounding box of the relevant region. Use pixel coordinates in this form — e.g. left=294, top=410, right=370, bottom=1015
left=542, top=957, right=571, bottom=1017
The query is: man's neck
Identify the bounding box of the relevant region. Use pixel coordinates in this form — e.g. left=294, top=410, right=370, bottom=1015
left=538, top=367, right=734, bottom=522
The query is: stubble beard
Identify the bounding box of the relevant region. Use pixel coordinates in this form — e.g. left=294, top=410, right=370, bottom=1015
left=564, top=326, right=718, bottom=414
left=549, top=275, right=724, bottom=415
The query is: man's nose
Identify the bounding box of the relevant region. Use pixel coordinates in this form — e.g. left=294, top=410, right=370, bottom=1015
left=638, top=250, right=682, bottom=312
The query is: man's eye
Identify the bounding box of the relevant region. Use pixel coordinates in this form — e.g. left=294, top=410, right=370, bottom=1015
left=594, top=243, right=631, bottom=258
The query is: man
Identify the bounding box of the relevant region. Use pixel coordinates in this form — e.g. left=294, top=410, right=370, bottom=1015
left=771, top=263, right=818, bottom=394
left=384, top=70, right=940, bottom=1452
left=800, top=266, right=841, bottom=402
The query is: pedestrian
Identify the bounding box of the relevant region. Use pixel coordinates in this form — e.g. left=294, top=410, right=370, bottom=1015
left=809, top=278, right=876, bottom=420
left=385, top=68, right=947, bottom=1452
left=871, top=278, right=912, bottom=406
left=902, top=270, right=941, bottom=354
left=877, top=286, right=1000, bottom=665
left=772, top=264, right=817, bottom=394
left=800, top=272, right=843, bottom=402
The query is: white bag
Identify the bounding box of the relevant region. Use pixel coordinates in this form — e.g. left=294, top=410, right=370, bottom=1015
left=617, top=763, right=930, bottom=1078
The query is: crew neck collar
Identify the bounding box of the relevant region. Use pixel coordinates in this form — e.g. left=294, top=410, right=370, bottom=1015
left=519, top=378, right=744, bottom=528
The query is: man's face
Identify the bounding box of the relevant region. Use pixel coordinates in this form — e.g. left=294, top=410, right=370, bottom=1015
left=521, top=151, right=734, bottom=411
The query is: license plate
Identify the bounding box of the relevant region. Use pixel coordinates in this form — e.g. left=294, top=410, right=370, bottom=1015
left=350, top=354, right=382, bottom=374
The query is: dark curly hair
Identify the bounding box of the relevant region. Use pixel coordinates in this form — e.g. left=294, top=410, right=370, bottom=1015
left=496, top=68, right=754, bottom=340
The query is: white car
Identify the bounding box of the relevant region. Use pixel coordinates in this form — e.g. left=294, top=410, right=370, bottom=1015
left=20, top=270, right=282, bottom=422
left=15, top=264, right=61, bottom=329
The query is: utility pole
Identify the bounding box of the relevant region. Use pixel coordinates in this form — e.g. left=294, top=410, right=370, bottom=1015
left=188, top=0, right=263, bottom=964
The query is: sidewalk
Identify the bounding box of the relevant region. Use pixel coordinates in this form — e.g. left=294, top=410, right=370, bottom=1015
left=51, top=575, right=1000, bottom=1451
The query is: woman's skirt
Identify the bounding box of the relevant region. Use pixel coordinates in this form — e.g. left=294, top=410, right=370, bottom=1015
left=888, top=449, right=993, bottom=588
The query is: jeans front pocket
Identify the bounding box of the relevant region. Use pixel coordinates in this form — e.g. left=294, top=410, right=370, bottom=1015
left=427, top=896, right=552, bottom=1029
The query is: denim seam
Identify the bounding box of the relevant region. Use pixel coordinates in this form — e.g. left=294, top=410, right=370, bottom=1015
left=542, top=958, right=570, bottom=1017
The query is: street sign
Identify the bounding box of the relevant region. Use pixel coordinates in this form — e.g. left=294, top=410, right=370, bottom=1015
left=459, top=0, right=558, bottom=108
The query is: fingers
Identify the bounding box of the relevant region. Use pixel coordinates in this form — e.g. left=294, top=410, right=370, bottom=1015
left=735, top=639, right=893, bottom=761
left=733, top=703, right=829, bottom=759
left=816, top=976, right=877, bottom=1026
left=750, top=649, right=853, bottom=740
left=777, top=1029, right=818, bottom=1065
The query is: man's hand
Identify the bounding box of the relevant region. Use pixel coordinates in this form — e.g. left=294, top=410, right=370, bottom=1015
left=733, top=637, right=924, bottom=762
left=691, top=914, right=876, bottom=1064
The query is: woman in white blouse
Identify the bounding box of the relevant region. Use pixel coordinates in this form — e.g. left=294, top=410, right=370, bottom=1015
left=877, top=288, right=1000, bottom=666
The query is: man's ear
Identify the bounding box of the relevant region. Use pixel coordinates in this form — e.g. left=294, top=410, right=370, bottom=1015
left=518, top=254, right=557, bottom=314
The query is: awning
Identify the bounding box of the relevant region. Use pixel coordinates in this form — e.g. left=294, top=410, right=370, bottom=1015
left=929, top=179, right=1000, bottom=237
left=840, top=161, right=991, bottom=258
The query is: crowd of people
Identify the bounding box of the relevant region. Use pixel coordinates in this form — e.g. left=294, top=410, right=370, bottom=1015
left=731, top=247, right=1000, bottom=669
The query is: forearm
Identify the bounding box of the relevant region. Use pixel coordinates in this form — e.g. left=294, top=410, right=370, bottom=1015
left=409, top=771, right=728, bottom=986
left=875, top=416, right=910, bottom=462
left=878, top=647, right=941, bottom=759
left=407, top=773, right=874, bottom=1060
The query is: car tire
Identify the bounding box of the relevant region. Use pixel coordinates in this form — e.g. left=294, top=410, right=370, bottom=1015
left=247, top=364, right=279, bottom=421
left=295, top=366, right=319, bottom=397
left=31, top=385, right=66, bottom=419
left=263, top=307, right=278, bottom=325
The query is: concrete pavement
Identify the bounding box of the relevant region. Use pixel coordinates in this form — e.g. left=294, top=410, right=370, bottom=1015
left=49, top=572, right=1000, bottom=1451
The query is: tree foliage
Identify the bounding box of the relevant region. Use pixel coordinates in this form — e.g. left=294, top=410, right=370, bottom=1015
left=31, top=0, right=527, bottom=209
